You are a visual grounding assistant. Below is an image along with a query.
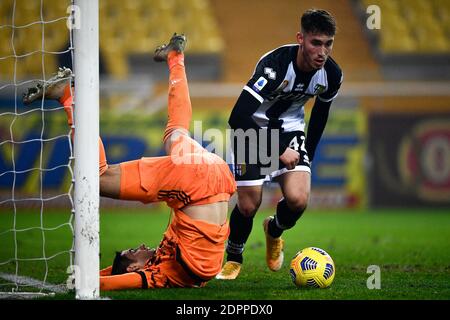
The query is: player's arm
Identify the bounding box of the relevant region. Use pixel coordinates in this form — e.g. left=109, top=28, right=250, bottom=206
left=305, top=63, right=343, bottom=162
left=228, top=89, right=262, bottom=131
left=100, top=272, right=146, bottom=291
left=305, top=98, right=332, bottom=162
left=229, top=90, right=290, bottom=158
left=100, top=266, right=113, bottom=276
left=229, top=57, right=290, bottom=156
left=229, top=54, right=281, bottom=130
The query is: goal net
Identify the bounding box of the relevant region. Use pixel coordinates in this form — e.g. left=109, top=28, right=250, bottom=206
left=0, top=0, right=99, bottom=299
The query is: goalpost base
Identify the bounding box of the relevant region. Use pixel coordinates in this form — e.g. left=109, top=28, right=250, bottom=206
left=0, top=292, right=56, bottom=300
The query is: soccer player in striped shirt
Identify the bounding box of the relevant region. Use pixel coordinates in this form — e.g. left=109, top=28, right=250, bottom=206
left=217, top=9, right=343, bottom=280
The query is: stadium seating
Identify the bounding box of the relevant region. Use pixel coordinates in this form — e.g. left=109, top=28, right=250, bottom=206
left=1, top=0, right=448, bottom=81
left=0, top=0, right=224, bottom=80
left=361, top=0, right=450, bottom=53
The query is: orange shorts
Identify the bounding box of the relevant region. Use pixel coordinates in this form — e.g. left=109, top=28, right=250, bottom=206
left=118, top=134, right=236, bottom=209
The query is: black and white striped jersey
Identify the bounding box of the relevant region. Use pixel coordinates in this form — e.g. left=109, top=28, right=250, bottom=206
left=243, top=44, right=343, bottom=133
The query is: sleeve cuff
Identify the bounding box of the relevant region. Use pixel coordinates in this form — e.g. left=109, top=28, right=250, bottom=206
left=243, top=85, right=264, bottom=104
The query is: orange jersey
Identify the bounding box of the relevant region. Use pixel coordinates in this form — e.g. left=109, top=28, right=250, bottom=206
left=166, top=209, right=229, bottom=280
left=100, top=136, right=236, bottom=290
left=99, top=53, right=236, bottom=290
left=100, top=209, right=229, bottom=290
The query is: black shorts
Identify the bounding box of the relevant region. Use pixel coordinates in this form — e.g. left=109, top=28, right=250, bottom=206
left=230, top=130, right=311, bottom=186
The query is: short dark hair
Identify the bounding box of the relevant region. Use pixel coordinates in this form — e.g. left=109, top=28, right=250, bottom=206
left=111, top=251, right=133, bottom=275
left=301, top=9, right=336, bottom=36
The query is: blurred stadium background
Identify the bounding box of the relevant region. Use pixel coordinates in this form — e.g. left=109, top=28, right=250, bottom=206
left=0, top=0, right=449, bottom=298
left=1, top=0, right=449, bottom=210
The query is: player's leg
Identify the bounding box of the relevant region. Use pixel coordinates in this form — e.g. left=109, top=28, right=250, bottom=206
left=217, top=133, right=268, bottom=279
left=267, top=131, right=311, bottom=238
left=56, top=75, right=122, bottom=198
left=98, top=33, right=208, bottom=203
left=263, top=131, right=311, bottom=271
left=216, top=185, right=262, bottom=280
left=229, top=185, right=263, bottom=262
left=217, top=158, right=265, bottom=280
left=261, top=171, right=309, bottom=272
left=262, top=171, right=309, bottom=271
left=98, top=32, right=196, bottom=202
left=270, top=171, right=310, bottom=236
left=261, top=131, right=311, bottom=271
left=60, top=84, right=154, bottom=201
left=153, top=33, right=203, bottom=156
left=22, top=68, right=121, bottom=199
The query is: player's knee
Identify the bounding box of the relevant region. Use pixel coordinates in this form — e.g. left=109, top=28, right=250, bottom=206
left=237, top=188, right=262, bottom=217
left=276, top=198, right=305, bottom=230
left=237, top=200, right=261, bottom=218
left=100, top=165, right=121, bottom=199
left=163, top=128, right=189, bottom=154
left=285, top=192, right=309, bottom=213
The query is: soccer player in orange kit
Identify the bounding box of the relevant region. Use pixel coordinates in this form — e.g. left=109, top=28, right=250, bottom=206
left=23, top=33, right=236, bottom=290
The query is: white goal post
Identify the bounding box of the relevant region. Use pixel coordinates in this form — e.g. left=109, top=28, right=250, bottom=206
left=0, top=0, right=99, bottom=300
left=72, top=0, right=100, bottom=300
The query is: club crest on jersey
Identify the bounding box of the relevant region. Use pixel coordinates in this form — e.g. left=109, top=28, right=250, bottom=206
left=253, top=76, right=268, bottom=92
left=264, top=67, right=276, bottom=80
left=276, top=80, right=289, bottom=92
left=313, top=84, right=326, bottom=95
left=234, top=163, right=247, bottom=176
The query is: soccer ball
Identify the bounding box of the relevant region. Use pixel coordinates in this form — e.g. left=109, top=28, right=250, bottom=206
left=289, top=247, right=335, bottom=288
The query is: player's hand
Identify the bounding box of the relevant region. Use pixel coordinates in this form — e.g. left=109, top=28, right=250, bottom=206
left=279, top=148, right=300, bottom=170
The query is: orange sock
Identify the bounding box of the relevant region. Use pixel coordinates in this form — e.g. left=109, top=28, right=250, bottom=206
left=168, top=51, right=185, bottom=69
left=163, top=52, right=192, bottom=143
left=60, top=85, right=74, bottom=125
left=98, top=138, right=108, bottom=175
left=60, top=85, right=108, bottom=176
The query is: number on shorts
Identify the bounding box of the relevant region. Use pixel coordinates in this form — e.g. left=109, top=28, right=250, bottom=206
left=289, top=136, right=300, bottom=151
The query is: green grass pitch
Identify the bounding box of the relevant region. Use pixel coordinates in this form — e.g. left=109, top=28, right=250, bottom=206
left=1, top=207, right=449, bottom=300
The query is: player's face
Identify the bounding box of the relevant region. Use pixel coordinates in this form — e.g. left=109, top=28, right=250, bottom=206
left=297, top=32, right=334, bottom=71
left=121, top=243, right=155, bottom=269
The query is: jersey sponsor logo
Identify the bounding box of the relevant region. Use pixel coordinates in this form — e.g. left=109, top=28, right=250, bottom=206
left=264, top=67, right=276, bottom=80
left=253, top=76, right=268, bottom=92
left=294, top=83, right=305, bottom=92
left=266, top=90, right=312, bottom=104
